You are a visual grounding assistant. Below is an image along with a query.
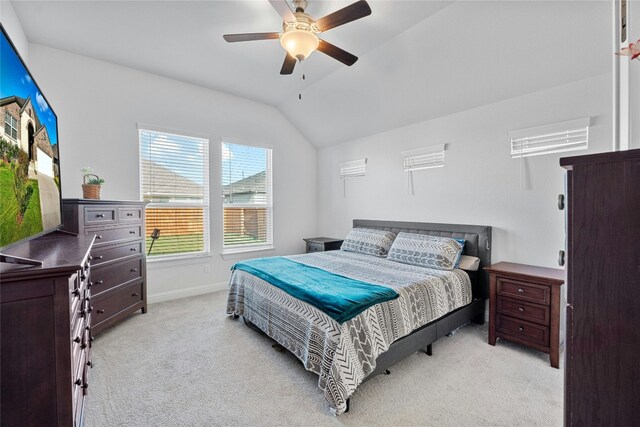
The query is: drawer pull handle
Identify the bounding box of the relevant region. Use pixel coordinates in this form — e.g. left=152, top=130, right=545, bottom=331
left=130, top=248, right=137, bottom=252
left=88, top=256, right=93, bottom=261
left=87, top=281, right=93, bottom=289
left=88, top=306, right=93, bottom=313
left=129, top=231, right=136, bottom=235
left=81, top=343, right=87, bottom=349
left=127, top=213, right=134, bottom=217
left=95, top=255, right=103, bottom=260
left=518, top=326, right=524, bottom=332
left=73, top=336, right=81, bottom=343
left=131, top=268, right=138, bottom=272
left=96, top=280, right=104, bottom=284
left=132, top=292, right=139, bottom=297
left=72, top=289, right=80, bottom=297
left=87, top=361, right=93, bottom=368
left=518, top=307, right=524, bottom=312
left=96, top=214, right=105, bottom=218
left=75, top=379, right=82, bottom=386
left=558, top=194, right=565, bottom=210
left=80, top=309, right=86, bottom=317
left=97, top=309, right=105, bottom=314
left=82, top=383, right=89, bottom=390
left=517, top=288, right=524, bottom=293
left=558, top=250, right=565, bottom=267
left=96, top=235, right=102, bottom=240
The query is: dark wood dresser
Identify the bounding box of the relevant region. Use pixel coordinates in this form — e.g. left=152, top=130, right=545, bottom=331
left=485, top=262, right=565, bottom=368
left=63, top=199, right=148, bottom=335
left=561, top=149, right=640, bottom=425
left=1, top=232, right=94, bottom=427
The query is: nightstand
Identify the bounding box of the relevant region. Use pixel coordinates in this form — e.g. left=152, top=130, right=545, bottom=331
left=485, top=262, right=565, bottom=368
left=303, top=237, right=344, bottom=253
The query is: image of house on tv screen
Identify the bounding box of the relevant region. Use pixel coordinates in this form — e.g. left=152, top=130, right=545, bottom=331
left=1, top=31, right=60, bottom=248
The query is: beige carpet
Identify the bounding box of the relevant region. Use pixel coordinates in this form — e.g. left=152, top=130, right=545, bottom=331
left=85, top=291, right=563, bottom=426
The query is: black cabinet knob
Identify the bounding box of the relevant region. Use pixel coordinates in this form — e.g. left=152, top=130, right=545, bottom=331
left=558, top=250, right=565, bottom=266
left=132, top=292, right=139, bottom=297
left=72, top=289, right=80, bottom=297
left=73, top=336, right=81, bottom=343
left=81, top=343, right=87, bottom=349
left=75, top=379, right=82, bottom=386
left=96, top=280, right=104, bottom=284
left=97, top=309, right=105, bottom=314
left=131, top=268, right=138, bottom=272
left=129, top=230, right=136, bottom=235
left=96, top=235, right=102, bottom=239
left=95, top=255, right=103, bottom=260
left=96, top=214, right=105, bottom=218
left=130, top=248, right=137, bottom=252
left=558, top=194, right=565, bottom=210
left=87, top=361, right=93, bottom=367
left=518, top=326, right=524, bottom=332
left=127, top=213, right=134, bottom=217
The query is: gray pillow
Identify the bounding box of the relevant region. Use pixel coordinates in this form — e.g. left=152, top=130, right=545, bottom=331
left=387, top=232, right=464, bottom=271
left=340, top=228, right=396, bottom=257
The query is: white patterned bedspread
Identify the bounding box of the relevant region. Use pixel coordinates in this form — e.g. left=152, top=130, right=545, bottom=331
left=225, top=250, right=471, bottom=415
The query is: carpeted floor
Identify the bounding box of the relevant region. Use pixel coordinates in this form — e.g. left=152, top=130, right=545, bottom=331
left=85, top=290, right=563, bottom=426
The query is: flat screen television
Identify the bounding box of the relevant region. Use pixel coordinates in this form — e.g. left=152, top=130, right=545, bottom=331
left=0, top=24, right=62, bottom=256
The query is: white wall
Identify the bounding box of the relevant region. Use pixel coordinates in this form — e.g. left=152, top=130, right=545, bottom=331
left=28, top=44, right=318, bottom=301
left=1, top=0, right=29, bottom=62
left=317, top=74, right=612, bottom=269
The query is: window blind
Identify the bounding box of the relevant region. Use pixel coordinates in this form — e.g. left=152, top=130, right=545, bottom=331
left=222, top=142, right=272, bottom=251
left=402, top=144, right=445, bottom=171
left=139, top=128, right=209, bottom=258
left=510, top=117, right=590, bottom=158
left=340, top=158, right=367, bottom=178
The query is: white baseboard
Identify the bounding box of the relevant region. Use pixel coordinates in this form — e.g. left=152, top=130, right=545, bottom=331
left=147, top=282, right=227, bottom=304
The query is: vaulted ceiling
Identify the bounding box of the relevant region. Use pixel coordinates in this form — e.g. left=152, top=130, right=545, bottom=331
left=13, top=0, right=611, bottom=147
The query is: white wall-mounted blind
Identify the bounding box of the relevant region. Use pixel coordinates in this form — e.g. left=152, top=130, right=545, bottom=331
left=402, top=144, right=445, bottom=171
left=340, top=158, right=367, bottom=178
left=510, top=117, right=590, bottom=158
left=222, top=142, right=273, bottom=252
left=139, top=127, right=210, bottom=258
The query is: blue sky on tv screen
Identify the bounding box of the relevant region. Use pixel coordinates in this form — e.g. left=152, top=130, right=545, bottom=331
left=1, top=30, right=58, bottom=146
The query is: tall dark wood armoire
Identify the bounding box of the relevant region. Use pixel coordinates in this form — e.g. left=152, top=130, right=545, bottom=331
left=561, top=149, right=640, bottom=425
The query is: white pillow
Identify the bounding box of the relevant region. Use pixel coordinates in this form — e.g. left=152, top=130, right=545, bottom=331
left=458, top=255, right=480, bottom=271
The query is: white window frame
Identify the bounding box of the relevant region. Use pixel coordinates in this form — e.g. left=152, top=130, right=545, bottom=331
left=138, top=124, right=210, bottom=262
left=5, top=111, right=18, bottom=140
left=221, top=141, right=273, bottom=255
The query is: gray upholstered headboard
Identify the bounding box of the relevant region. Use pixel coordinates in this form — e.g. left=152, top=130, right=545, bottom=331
left=353, top=219, right=492, bottom=299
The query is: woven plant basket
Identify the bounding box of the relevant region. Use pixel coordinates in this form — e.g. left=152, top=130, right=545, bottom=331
left=82, top=174, right=102, bottom=199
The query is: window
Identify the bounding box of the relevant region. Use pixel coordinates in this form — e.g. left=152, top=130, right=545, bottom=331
left=509, top=117, right=590, bottom=158
left=139, top=127, right=209, bottom=258
left=222, top=142, right=272, bottom=252
left=401, top=144, right=445, bottom=171
left=5, top=111, right=18, bottom=140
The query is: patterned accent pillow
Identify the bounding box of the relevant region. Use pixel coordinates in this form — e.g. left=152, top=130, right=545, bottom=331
left=340, top=228, right=396, bottom=257
left=387, top=232, right=464, bottom=271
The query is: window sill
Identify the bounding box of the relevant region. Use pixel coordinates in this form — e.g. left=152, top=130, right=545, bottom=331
left=147, top=252, right=212, bottom=267
left=220, top=245, right=275, bottom=260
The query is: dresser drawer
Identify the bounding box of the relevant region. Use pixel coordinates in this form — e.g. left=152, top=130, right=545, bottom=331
left=93, top=282, right=144, bottom=326
left=88, top=225, right=142, bottom=246
left=118, top=206, right=143, bottom=222
left=90, top=257, right=143, bottom=296
left=497, top=278, right=550, bottom=305
left=496, top=314, right=549, bottom=347
left=497, top=296, right=550, bottom=325
left=84, top=207, right=117, bottom=225
left=90, top=241, right=143, bottom=266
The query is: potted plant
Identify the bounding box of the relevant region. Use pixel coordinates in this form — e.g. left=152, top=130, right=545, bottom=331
left=81, top=167, right=105, bottom=199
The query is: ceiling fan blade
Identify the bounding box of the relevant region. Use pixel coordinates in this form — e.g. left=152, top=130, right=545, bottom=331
left=315, top=0, right=372, bottom=32
left=317, top=39, right=358, bottom=66
left=269, top=0, right=295, bottom=22
left=280, top=53, right=297, bottom=75
left=223, top=32, right=280, bottom=43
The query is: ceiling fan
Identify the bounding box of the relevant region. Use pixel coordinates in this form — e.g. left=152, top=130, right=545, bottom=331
left=223, top=0, right=372, bottom=75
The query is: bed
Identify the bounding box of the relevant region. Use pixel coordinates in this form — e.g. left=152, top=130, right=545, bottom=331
left=226, top=219, right=492, bottom=415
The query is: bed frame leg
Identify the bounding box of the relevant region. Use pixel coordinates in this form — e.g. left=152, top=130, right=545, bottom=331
left=472, top=313, right=485, bottom=325
left=426, top=344, right=432, bottom=356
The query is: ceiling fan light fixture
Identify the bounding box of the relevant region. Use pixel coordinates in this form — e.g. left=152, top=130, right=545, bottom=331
left=280, top=29, right=319, bottom=61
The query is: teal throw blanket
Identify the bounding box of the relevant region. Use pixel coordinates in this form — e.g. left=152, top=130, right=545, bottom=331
left=232, top=257, right=399, bottom=324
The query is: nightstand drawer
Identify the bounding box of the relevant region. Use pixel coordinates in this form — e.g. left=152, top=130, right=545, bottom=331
left=497, top=296, right=550, bottom=325
left=498, top=278, right=550, bottom=305
left=84, top=207, right=117, bottom=225
left=307, top=242, right=324, bottom=253
left=496, top=314, right=549, bottom=347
